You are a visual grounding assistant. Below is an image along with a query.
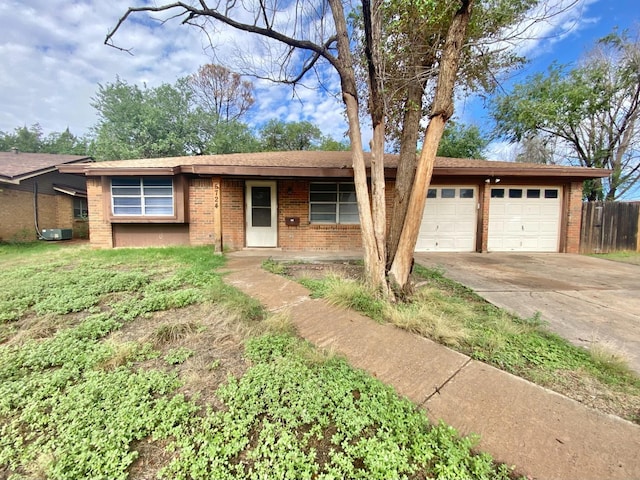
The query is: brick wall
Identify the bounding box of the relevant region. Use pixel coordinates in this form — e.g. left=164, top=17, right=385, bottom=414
left=0, top=188, right=38, bottom=241
left=221, top=178, right=245, bottom=250
left=564, top=181, right=584, bottom=253
left=86, top=177, right=113, bottom=248
left=188, top=177, right=216, bottom=246
left=278, top=179, right=363, bottom=251
left=55, top=195, right=74, bottom=230
left=479, top=182, right=491, bottom=252
left=0, top=187, right=70, bottom=242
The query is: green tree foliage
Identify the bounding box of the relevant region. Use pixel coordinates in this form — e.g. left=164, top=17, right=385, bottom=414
left=90, top=77, right=261, bottom=160
left=0, top=124, right=89, bottom=155
left=206, top=120, right=262, bottom=154
left=90, top=77, right=214, bottom=160
left=437, top=121, right=488, bottom=158
left=490, top=31, right=640, bottom=200
left=259, top=119, right=347, bottom=151
left=91, top=77, right=341, bottom=160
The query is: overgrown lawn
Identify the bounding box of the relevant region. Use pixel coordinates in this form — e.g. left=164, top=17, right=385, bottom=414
left=0, top=244, right=516, bottom=479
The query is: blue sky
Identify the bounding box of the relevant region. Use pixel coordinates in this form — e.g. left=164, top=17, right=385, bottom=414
left=0, top=0, right=637, bottom=170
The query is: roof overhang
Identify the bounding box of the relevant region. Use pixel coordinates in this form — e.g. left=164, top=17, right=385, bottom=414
left=0, top=166, right=60, bottom=184
left=53, top=184, right=87, bottom=197
left=431, top=166, right=611, bottom=179
left=57, top=156, right=611, bottom=181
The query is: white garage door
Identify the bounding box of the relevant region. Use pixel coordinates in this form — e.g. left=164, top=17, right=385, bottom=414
left=488, top=186, right=562, bottom=252
left=416, top=186, right=477, bottom=252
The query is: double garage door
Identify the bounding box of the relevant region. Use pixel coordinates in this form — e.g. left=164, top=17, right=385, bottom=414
left=415, top=185, right=562, bottom=252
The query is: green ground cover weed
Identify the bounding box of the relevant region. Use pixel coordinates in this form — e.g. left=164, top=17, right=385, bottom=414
left=0, top=245, right=517, bottom=478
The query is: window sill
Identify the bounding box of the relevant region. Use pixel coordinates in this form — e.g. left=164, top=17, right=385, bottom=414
left=109, top=216, right=183, bottom=224
left=309, top=223, right=361, bottom=229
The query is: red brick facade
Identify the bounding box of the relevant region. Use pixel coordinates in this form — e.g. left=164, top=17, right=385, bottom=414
left=564, top=181, right=585, bottom=254
left=188, top=177, right=216, bottom=247
left=221, top=179, right=245, bottom=251
left=85, top=175, right=585, bottom=253
left=277, top=179, right=364, bottom=251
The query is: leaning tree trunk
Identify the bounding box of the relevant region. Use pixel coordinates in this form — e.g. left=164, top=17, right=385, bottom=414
left=388, top=0, right=475, bottom=292
left=328, top=0, right=386, bottom=290
left=386, top=63, right=430, bottom=269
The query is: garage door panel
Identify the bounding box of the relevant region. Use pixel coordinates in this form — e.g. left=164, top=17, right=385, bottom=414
left=439, top=203, right=458, bottom=215
left=523, top=204, right=542, bottom=215
left=538, top=221, right=558, bottom=233
left=416, top=186, right=477, bottom=252
left=505, top=204, right=524, bottom=215
left=488, top=185, right=561, bottom=252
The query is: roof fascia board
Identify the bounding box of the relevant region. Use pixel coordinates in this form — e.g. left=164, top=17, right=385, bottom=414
left=53, top=186, right=87, bottom=197
left=435, top=167, right=612, bottom=178
left=0, top=167, right=61, bottom=184
left=188, top=165, right=357, bottom=178
left=82, top=167, right=182, bottom=176
left=57, top=161, right=611, bottom=180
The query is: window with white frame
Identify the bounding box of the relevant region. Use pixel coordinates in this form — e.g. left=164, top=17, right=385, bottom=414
left=309, top=182, right=359, bottom=224
left=111, top=177, right=174, bottom=216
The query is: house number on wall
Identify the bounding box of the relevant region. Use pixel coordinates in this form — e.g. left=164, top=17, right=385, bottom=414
left=214, top=183, right=220, bottom=209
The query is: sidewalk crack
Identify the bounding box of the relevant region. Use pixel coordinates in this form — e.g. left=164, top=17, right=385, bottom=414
left=421, top=357, right=472, bottom=406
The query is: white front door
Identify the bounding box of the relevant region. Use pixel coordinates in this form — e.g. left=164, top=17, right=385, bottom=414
left=488, top=186, right=562, bottom=252
left=416, top=186, right=478, bottom=252
left=245, top=181, right=278, bottom=247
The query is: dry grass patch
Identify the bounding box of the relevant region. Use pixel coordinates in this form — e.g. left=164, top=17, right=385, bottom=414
left=589, top=342, right=634, bottom=378
left=1, top=313, right=83, bottom=347
left=386, top=303, right=468, bottom=347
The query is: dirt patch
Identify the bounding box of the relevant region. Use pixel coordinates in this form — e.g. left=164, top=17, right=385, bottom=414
left=550, top=370, right=640, bottom=423
left=109, top=302, right=251, bottom=409
left=283, top=261, right=364, bottom=281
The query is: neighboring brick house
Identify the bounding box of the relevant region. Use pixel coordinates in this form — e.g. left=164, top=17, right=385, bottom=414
left=0, top=150, right=91, bottom=242
left=59, top=151, right=609, bottom=253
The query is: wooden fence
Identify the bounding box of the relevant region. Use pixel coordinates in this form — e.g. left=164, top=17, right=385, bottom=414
left=580, top=201, right=640, bottom=253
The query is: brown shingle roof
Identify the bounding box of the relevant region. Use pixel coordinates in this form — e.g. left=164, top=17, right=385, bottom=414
left=0, top=151, right=92, bottom=183
left=58, top=151, right=610, bottom=179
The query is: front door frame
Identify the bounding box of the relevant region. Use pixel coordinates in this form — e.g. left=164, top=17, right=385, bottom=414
left=245, top=180, right=278, bottom=247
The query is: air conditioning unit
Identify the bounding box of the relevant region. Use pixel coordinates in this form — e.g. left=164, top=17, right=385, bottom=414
left=41, top=229, right=73, bottom=241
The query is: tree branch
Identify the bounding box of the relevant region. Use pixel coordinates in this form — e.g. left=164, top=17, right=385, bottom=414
left=105, top=2, right=341, bottom=72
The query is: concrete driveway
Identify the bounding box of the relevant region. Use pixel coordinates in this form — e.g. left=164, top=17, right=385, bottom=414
left=414, top=253, right=640, bottom=374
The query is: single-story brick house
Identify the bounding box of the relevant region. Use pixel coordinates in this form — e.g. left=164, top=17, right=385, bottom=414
left=59, top=151, right=609, bottom=253
left=0, top=150, right=91, bottom=242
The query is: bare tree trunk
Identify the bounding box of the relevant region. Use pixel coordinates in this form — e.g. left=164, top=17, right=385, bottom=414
left=388, top=0, right=475, bottom=292
left=386, top=69, right=427, bottom=269
left=329, top=0, right=386, bottom=290
left=363, top=0, right=387, bottom=292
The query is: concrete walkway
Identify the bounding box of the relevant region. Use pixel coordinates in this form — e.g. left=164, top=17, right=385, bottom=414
left=223, top=252, right=640, bottom=480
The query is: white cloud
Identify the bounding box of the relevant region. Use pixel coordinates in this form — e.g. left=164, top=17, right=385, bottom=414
left=0, top=0, right=350, bottom=142
left=491, top=0, right=601, bottom=62
left=0, top=1, right=217, bottom=135
left=0, top=0, right=614, bottom=149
